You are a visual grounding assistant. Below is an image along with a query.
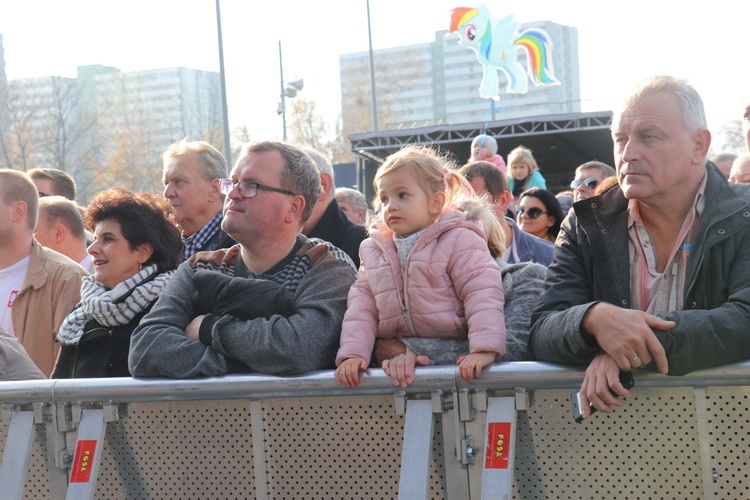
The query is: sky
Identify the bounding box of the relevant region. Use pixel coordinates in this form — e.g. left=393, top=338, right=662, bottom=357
left=0, top=0, right=747, bottom=151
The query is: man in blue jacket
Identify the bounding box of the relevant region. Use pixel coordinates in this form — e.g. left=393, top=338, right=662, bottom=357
left=530, top=75, right=750, bottom=419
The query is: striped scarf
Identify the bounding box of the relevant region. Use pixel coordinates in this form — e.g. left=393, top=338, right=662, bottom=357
left=57, top=264, right=174, bottom=346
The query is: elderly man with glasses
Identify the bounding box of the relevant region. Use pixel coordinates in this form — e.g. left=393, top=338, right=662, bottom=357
left=130, top=141, right=357, bottom=378
left=570, top=161, right=616, bottom=202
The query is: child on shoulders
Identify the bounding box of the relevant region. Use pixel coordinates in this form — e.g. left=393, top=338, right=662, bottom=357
left=469, top=134, right=506, bottom=174
left=335, top=146, right=506, bottom=388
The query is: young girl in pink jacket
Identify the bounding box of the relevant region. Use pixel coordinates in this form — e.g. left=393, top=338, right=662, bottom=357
left=335, top=146, right=506, bottom=388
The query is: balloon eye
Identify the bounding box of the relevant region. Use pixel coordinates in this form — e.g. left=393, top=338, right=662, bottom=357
left=465, top=26, right=475, bottom=41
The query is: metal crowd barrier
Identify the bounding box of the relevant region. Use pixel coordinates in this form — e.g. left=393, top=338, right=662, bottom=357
left=0, top=360, right=748, bottom=499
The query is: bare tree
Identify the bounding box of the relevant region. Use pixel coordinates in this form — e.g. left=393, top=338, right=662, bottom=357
left=339, top=53, right=421, bottom=158
left=286, top=97, right=350, bottom=164
left=711, top=118, right=746, bottom=157
left=0, top=79, right=44, bottom=171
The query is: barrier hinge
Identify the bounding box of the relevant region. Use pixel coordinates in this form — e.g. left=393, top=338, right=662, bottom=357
left=457, top=388, right=474, bottom=422
left=459, top=435, right=476, bottom=466
left=514, top=386, right=529, bottom=411
left=1, top=403, right=14, bottom=424
left=103, top=401, right=120, bottom=422
left=394, top=390, right=407, bottom=415
left=431, top=390, right=447, bottom=413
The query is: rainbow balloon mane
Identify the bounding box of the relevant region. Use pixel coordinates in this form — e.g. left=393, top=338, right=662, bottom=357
left=449, top=4, right=560, bottom=100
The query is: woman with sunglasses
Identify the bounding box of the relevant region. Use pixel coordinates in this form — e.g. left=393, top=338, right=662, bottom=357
left=516, top=188, right=564, bottom=243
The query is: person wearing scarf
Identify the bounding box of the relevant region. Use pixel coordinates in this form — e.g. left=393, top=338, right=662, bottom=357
left=52, top=189, right=181, bottom=378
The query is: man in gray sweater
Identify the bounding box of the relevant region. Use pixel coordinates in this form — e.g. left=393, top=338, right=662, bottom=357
left=129, top=141, right=357, bottom=377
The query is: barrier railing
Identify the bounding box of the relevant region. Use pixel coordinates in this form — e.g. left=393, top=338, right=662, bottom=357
left=0, top=361, right=749, bottom=498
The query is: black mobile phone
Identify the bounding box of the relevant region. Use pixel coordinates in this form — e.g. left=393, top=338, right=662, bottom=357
left=570, top=370, right=635, bottom=423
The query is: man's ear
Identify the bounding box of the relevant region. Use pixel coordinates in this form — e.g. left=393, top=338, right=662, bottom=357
left=208, top=178, right=222, bottom=201
left=11, top=201, right=27, bottom=224
left=319, top=173, right=334, bottom=201
left=693, top=129, right=712, bottom=166
left=285, top=195, right=307, bottom=223
left=430, top=191, right=446, bottom=216
left=52, top=223, right=66, bottom=244
left=497, top=190, right=512, bottom=213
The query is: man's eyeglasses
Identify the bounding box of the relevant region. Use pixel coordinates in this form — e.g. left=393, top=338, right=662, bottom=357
left=219, top=179, right=296, bottom=198
left=37, top=192, right=52, bottom=198
left=570, top=177, right=599, bottom=190
left=516, top=206, right=550, bottom=219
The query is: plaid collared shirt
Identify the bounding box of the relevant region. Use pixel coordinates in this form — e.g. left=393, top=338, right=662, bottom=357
left=182, top=210, right=223, bottom=260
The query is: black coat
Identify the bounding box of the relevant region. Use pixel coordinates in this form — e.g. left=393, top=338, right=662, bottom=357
left=307, top=199, right=367, bottom=268
left=52, top=304, right=154, bottom=379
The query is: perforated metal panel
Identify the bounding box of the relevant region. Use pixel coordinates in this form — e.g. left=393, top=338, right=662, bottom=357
left=706, top=386, right=750, bottom=497
left=260, top=395, right=446, bottom=499
left=513, top=387, right=704, bottom=499
left=4, top=383, right=750, bottom=497
left=95, top=399, right=255, bottom=498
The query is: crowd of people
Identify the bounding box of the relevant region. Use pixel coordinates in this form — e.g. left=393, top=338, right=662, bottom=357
left=1, top=74, right=749, bottom=420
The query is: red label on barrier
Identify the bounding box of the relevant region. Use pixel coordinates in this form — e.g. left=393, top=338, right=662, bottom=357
left=70, top=439, right=97, bottom=483
left=485, top=422, right=511, bottom=469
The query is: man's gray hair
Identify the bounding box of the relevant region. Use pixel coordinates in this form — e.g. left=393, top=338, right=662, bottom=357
left=162, top=138, right=227, bottom=181
left=301, top=147, right=336, bottom=191
left=575, top=161, right=616, bottom=179
left=613, top=75, right=707, bottom=133
left=335, top=187, right=367, bottom=213
left=240, top=141, right=322, bottom=223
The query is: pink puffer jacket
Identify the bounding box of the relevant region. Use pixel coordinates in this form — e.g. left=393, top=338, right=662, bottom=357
left=335, top=210, right=506, bottom=366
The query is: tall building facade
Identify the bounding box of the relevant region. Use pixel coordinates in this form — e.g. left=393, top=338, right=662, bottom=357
left=0, top=57, right=221, bottom=201
left=340, top=21, right=579, bottom=133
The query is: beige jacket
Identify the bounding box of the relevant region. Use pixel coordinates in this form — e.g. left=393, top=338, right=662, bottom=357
left=12, top=240, right=88, bottom=376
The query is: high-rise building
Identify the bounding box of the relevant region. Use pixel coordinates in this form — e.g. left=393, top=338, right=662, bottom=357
left=0, top=63, right=221, bottom=200
left=340, top=21, right=579, bottom=133
left=0, top=34, right=6, bottom=84
left=78, top=65, right=222, bottom=150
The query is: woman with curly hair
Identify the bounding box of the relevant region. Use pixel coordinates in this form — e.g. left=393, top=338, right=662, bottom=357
left=52, top=189, right=181, bottom=378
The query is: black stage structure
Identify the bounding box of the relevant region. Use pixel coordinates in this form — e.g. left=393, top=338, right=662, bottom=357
left=350, top=110, right=615, bottom=203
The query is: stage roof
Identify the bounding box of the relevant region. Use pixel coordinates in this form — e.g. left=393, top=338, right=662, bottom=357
left=350, top=110, right=615, bottom=194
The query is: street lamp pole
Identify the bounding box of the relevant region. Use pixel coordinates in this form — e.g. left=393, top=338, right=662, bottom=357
left=277, top=41, right=303, bottom=141
left=366, top=0, right=378, bottom=131
left=278, top=41, right=287, bottom=140
left=215, top=0, right=232, bottom=168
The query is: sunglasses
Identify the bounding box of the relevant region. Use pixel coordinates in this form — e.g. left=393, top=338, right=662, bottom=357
left=516, top=206, right=550, bottom=219
left=570, top=177, right=599, bottom=190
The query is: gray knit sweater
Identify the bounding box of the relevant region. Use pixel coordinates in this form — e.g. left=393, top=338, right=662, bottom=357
left=402, top=260, right=546, bottom=363
left=129, top=237, right=357, bottom=377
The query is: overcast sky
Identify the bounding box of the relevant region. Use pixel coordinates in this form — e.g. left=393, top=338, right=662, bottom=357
left=1, top=0, right=746, bottom=148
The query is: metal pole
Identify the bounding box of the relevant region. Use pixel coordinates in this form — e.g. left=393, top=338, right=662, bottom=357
left=366, top=0, right=378, bottom=131
left=215, top=0, right=232, bottom=170
left=279, top=41, right=287, bottom=140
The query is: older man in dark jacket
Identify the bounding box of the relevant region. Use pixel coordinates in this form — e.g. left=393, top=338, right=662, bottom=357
left=530, top=75, right=750, bottom=419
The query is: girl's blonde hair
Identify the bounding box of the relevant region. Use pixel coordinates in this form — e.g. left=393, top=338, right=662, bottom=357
left=373, top=146, right=506, bottom=257
left=507, top=145, right=539, bottom=179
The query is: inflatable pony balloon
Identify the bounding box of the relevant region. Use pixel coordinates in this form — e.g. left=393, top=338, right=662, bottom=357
left=450, top=5, right=560, bottom=100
